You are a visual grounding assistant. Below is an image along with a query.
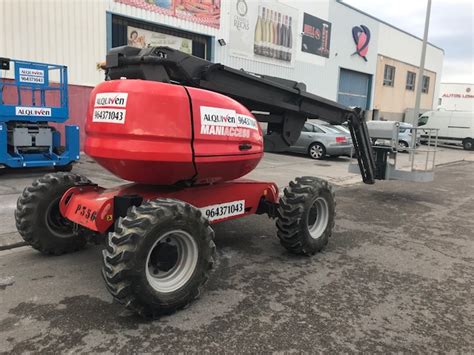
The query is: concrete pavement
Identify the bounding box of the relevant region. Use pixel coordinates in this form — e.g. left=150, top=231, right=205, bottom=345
left=0, top=146, right=473, bottom=249
left=0, top=161, right=473, bottom=352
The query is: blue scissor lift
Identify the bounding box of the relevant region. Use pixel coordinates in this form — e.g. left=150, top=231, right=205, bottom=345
left=0, top=58, right=80, bottom=172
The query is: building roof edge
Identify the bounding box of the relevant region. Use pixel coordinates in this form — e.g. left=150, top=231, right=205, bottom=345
left=336, top=0, right=445, bottom=54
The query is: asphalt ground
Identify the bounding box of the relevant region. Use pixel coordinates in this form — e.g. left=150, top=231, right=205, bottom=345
left=0, top=159, right=473, bottom=353
left=1, top=146, right=473, bottom=249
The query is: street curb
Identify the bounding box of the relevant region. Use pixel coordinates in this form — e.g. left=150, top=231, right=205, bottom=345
left=435, top=159, right=473, bottom=168
left=0, top=241, right=27, bottom=251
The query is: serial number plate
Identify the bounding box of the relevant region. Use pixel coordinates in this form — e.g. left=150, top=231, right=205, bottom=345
left=73, top=203, right=98, bottom=224
left=200, top=200, right=245, bottom=222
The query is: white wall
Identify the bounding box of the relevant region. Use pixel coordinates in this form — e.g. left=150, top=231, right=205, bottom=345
left=439, top=83, right=474, bottom=111
left=0, top=0, right=108, bottom=86
left=218, top=0, right=331, bottom=99
left=326, top=1, right=380, bottom=106
left=0, top=0, right=443, bottom=110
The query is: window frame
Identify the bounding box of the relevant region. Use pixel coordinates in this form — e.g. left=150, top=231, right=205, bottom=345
left=406, top=71, right=416, bottom=91
left=383, top=65, right=396, bottom=87
left=302, top=123, right=314, bottom=132
left=422, top=75, right=430, bottom=94
left=313, top=124, right=325, bottom=133
left=418, top=116, right=429, bottom=126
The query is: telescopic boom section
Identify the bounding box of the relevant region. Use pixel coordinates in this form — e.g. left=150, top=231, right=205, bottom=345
left=104, top=46, right=376, bottom=184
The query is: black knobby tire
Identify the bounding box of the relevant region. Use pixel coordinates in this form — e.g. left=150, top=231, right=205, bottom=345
left=15, top=172, right=91, bottom=255
left=276, top=176, right=336, bottom=256
left=462, top=138, right=474, bottom=151
left=308, top=142, right=326, bottom=160
left=102, top=198, right=216, bottom=319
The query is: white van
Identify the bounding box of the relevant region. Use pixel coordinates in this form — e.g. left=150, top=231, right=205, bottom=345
left=418, top=110, right=474, bottom=150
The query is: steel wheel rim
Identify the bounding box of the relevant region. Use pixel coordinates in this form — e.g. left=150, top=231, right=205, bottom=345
left=45, top=197, right=75, bottom=238
left=146, top=230, right=198, bottom=293
left=307, top=197, right=329, bottom=239
left=466, top=141, right=473, bottom=149
left=310, top=145, right=323, bottom=159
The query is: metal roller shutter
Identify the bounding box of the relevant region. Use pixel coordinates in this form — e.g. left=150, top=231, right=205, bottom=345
left=337, top=68, right=371, bottom=109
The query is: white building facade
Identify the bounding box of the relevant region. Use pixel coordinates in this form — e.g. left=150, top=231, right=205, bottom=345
left=438, top=83, right=474, bottom=111
left=0, top=0, right=444, bottom=143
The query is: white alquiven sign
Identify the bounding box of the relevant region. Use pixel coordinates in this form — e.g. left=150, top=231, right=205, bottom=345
left=93, top=93, right=128, bottom=124
left=18, top=68, right=45, bottom=84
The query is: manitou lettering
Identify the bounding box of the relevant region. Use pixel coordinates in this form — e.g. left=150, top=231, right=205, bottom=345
left=201, top=125, right=251, bottom=138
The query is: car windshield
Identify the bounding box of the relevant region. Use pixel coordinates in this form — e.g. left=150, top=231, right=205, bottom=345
left=418, top=116, right=429, bottom=126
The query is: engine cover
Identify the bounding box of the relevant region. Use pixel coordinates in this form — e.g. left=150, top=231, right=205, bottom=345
left=85, top=80, right=263, bottom=185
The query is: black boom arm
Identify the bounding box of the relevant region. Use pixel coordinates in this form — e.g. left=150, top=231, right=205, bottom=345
left=104, top=46, right=376, bottom=184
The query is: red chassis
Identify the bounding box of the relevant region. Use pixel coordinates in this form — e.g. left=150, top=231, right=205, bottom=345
left=59, top=179, right=280, bottom=233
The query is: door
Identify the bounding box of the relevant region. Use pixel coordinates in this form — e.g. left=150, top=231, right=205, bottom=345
left=448, top=112, right=472, bottom=141
left=337, top=69, right=371, bottom=109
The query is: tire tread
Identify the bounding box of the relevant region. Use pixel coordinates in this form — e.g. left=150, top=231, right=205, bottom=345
left=276, top=176, right=335, bottom=256
left=102, top=198, right=215, bottom=319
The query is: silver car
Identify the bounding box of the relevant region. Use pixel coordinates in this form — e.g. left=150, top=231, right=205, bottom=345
left=398, top=122, right=421, bottom=150
left=286, top=122, right=353, bottom=160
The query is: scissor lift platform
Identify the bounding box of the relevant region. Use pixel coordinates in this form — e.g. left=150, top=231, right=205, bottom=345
left=0, top=58, right=79, bottom=170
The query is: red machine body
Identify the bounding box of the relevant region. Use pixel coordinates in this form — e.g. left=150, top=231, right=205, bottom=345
left=85, top=80, right=263, bottom=185
left=59, top=180, right=279, bottom=233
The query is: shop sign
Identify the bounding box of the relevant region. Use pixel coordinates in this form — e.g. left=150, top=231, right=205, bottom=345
left=127, top=26, right=192, bottom=54
left=115, top=0, right=221, bottom=29
left=230, top=0, right=298, bottom=67
left=442, top=93, right=474, bottom=99
left=301, top=13, right=331, bottom=58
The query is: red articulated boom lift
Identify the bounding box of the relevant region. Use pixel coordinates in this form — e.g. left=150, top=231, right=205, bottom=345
left=15, top=47, right=377, bottom=318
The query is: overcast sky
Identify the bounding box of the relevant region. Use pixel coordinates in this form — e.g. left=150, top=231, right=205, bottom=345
left=342, top=0, right=474, bottom=83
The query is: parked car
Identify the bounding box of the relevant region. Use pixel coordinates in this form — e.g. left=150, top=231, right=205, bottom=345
left=398, top=122, right=420, bottom=151
left=285, top=122, right=353, bottom=159
left=367, top=121, right=419, bottom=152
left=418, top=110, right=474, bottom=150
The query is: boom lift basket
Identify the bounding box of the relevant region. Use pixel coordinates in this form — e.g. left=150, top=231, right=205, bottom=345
left=349, top=121, right=439, bottom=182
